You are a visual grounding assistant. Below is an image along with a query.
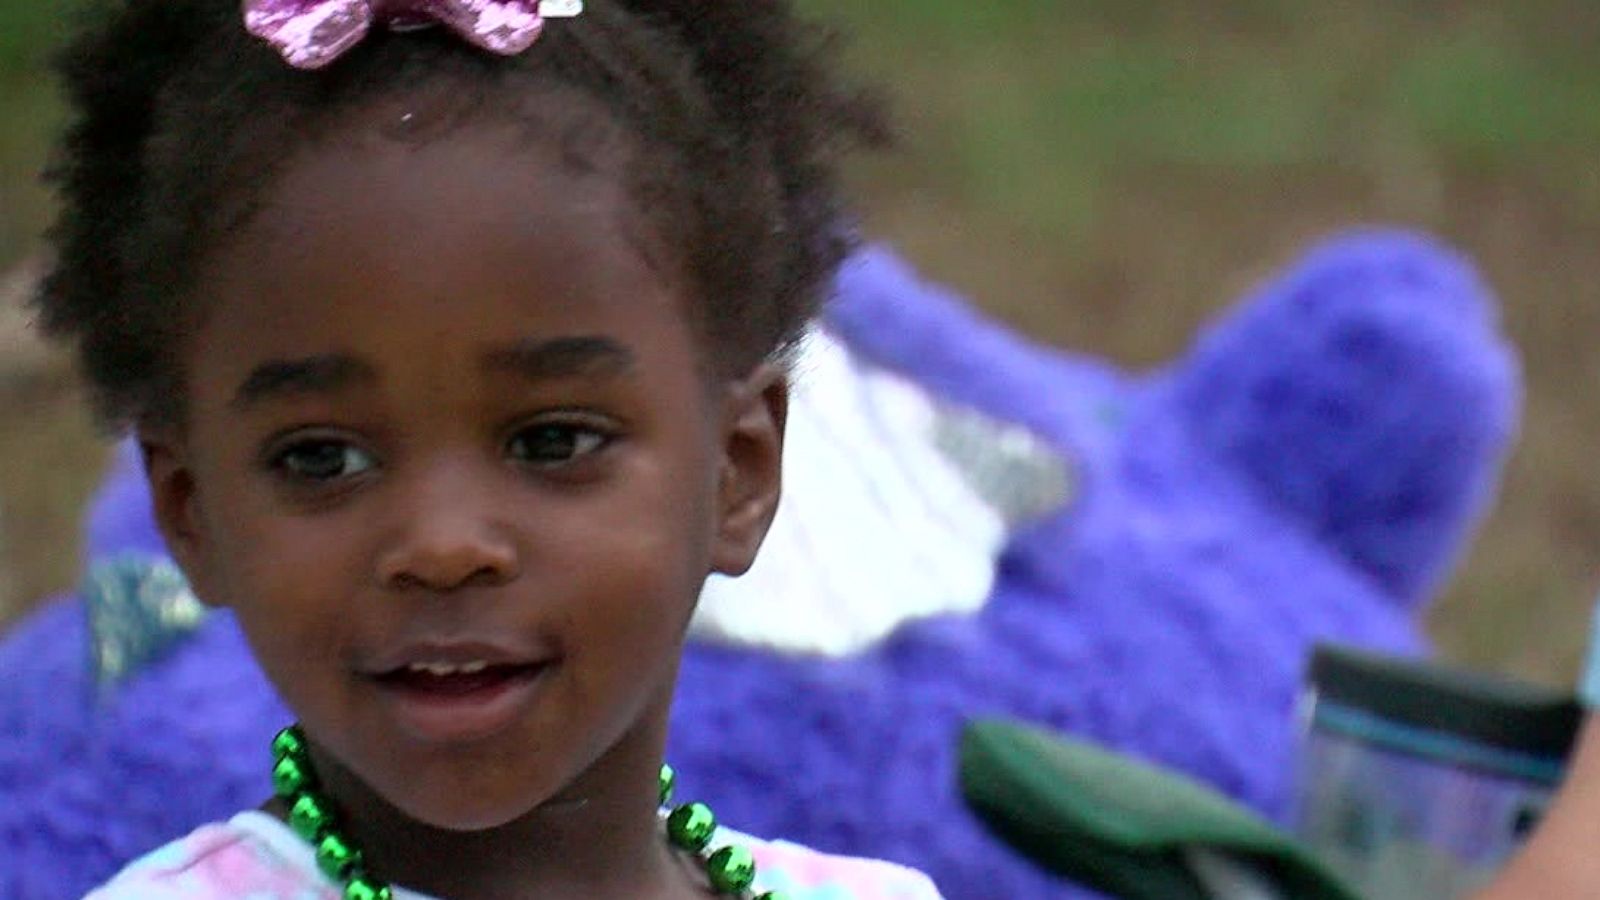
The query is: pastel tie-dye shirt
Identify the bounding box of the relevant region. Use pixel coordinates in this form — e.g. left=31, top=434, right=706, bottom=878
left=88, top=812, right=944, bottom=899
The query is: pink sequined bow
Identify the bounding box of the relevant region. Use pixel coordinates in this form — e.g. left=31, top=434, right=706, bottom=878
left=244, top=0, right=548, bottom=69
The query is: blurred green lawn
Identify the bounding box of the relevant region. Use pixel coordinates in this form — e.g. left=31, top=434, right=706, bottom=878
left=2, top=1, right=1599, bottom=685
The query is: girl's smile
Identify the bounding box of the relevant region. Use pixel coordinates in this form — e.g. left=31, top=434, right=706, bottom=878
left=363, top=636, right=560, bottom=745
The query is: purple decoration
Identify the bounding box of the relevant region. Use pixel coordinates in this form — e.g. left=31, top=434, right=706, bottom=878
left=243, top=0, right=545, bottom=69
left=0, top=231, right=1519, bottom=899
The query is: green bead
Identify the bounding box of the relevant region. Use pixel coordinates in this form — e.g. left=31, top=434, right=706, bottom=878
left=271, top=755, right=315, bottom=799
left=666, top=802, right=717, bottom=852
left=705, top=845, right=757, bottom=894
left=344, top=876, right=393, bottom=900
left=317, top=831, right=363, bottom=880
left=658, top=763, right=676, bottom=806
left=272, top=725, right=308, bottom=761
left=289, top=793, right=334, bottom=842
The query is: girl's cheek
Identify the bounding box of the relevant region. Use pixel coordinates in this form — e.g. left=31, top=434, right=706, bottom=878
left=226, top=516, right=364, bottom=603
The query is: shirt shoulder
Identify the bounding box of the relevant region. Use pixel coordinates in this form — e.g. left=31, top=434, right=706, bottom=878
left=86, top=816, right=335, bottom=900
left=743, top=832, right=945, bottom=900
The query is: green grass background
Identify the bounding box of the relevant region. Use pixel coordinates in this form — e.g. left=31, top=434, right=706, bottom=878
left=2, top=1, right=1599, bottom=685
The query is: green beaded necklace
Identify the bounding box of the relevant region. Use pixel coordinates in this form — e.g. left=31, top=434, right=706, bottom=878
left=271, top=726, right=787, bottom=900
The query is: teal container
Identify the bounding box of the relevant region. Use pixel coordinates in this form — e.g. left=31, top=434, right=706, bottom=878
left=1293, top=646, right=1582, bottom=899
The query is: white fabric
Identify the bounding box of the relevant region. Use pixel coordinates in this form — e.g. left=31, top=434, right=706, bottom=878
left=689, top=328, right=1066, bottom=658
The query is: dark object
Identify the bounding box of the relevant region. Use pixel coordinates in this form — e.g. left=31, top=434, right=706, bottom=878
left=960, top=718, right=1361, bottom=900
left=1307, top=645, right=1582, bottom=783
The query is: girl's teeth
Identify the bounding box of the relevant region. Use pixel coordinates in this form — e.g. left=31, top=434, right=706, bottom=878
left=406, top=661, right=491, bottom=676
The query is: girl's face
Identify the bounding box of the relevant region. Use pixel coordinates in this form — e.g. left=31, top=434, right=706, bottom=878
left=142, top=119, right=785, bottom=831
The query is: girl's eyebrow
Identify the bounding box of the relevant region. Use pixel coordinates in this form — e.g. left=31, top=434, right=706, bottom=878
left=228, top=337, right=635, bottom=411
left=480, top=336, right=637, bottom=382
left=231, top=354, right=375, bottom=410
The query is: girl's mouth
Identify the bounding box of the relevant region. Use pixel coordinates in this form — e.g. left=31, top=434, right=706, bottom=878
left=376, top=660, right=540, bottom=694
left=370, top=660, right=552, bottom=743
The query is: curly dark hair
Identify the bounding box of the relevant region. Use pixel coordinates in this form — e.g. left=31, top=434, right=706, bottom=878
left=36, top=0, right=887, bottom=429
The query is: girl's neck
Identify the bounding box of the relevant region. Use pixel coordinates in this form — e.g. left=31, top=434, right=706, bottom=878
left=278, top=714, right=699, bottom=900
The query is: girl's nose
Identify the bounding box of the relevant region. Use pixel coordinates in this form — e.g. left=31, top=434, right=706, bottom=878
left=374, top=463, right=521, bottom=592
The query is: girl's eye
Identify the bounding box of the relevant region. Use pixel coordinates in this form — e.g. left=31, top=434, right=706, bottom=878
left=508, top=422, right=610, bottom=466
left=273, top=440, right=376, bottom=482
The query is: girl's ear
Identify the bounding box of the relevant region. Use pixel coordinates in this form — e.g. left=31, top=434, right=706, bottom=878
left=139, top=433, right=222, bottom=607
left=710, top=364, right=788, bottom=577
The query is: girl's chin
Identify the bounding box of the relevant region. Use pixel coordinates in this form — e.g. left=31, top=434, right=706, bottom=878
left=385, top=768, right=612, bottom=833
left=386, top=785, right=563, bottom=833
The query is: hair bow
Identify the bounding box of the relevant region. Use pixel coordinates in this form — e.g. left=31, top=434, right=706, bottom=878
left=244, top=0, right=581, bottom=70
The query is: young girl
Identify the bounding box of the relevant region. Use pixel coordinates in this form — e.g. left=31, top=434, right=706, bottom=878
left=40, top=1, right=939, bottom=897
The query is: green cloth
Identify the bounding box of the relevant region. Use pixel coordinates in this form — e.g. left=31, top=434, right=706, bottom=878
left=959, top=719, right=1362, bottom=900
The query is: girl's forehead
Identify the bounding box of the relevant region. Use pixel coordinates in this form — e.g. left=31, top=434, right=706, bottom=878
left=217, top=121, right=657, bottom=293
left=188, top=127, right=698, bottom=386
left=262, top=117, right=622, bottom=236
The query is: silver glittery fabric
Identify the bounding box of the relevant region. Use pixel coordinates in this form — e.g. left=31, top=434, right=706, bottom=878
left=84, top=555, right=208, bottom=689
left=933, top=404, right=1073, bottom=527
